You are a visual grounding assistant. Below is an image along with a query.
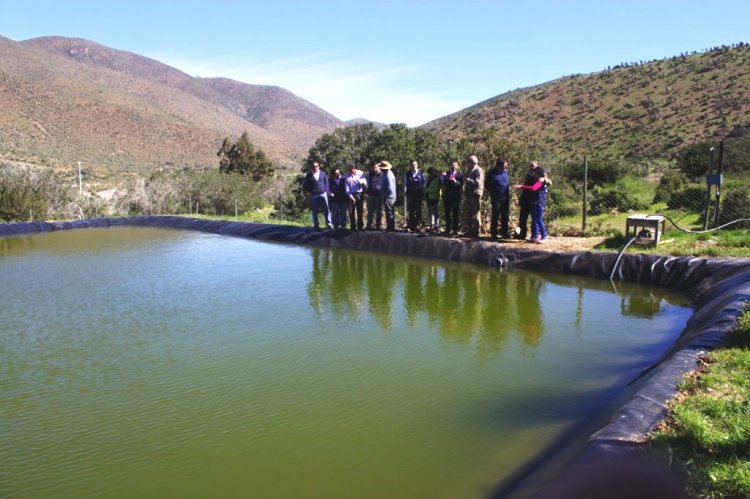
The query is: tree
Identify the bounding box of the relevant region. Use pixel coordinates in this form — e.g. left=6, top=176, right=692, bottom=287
left=677, top=141, right=716, bottom=179
left=217, top=132, right=274, bottom=182
left=303, top=124, right=379, bottom=172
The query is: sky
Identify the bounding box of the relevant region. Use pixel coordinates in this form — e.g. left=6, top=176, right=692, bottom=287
left=1, top=0, right=749, bottom=127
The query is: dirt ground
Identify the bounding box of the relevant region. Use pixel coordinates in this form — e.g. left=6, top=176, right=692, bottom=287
left=458, top=235, right=609, bottom=252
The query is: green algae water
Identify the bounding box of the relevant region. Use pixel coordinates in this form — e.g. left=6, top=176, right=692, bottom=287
left=0, top=227, right=692, bottom=498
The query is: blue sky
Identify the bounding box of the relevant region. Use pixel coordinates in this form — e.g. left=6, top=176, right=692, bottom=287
left=1, top=0, right=748, bottom=126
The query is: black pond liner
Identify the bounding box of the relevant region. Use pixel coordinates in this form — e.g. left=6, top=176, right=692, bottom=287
left=2, top=216, right=749, bottom=497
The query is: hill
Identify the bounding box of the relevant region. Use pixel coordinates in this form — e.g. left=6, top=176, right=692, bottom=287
left=425, top=43, right=750, bottom=162
left=0, top=35, right=343, bottom=177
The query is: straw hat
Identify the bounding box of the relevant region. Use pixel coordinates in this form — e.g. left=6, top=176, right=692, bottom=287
left=378, top=160, right=393, bottom=170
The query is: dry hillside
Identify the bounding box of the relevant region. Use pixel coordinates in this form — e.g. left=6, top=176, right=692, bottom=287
left=426, top=43, right=750, bottom=161
left=0, top=36, right=342, bottom=177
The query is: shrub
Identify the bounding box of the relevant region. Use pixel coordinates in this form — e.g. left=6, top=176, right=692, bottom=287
left=653, top=172, right=686, bottom=203
left=719, top=189, right=750, bottom=228
left=0, top=163, right=73, bottom=221
left=667, top=186, right=706, bottom=212
left=589, top=177, right=653, bottom=215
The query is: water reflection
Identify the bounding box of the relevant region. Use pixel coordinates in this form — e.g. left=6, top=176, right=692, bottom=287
left=0, top=234, right=38, bottom=258
left=306, top=248, right=681, bottom=359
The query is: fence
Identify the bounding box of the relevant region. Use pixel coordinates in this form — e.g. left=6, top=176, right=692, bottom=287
left=271, top=168, right=749, bottom=237
left=4, top=159, right=746, bottom=237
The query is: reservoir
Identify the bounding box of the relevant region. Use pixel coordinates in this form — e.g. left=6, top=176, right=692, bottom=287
left=0, top=227, right=692, bottom=498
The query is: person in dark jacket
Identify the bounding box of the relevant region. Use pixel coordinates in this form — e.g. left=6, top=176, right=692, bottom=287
left=328, top=168, right=349, bottom=231
left=404, top=160, right=426, bottom=232
left=379, top=161, right=397, bottom=232
left=485, top=158, right=511, bottom=240
left=303, top=161, right=332, bottom=230
left=442, top=160, right=463, bottom=235
left=517, top=161, right=538, bottom=240
left=365, top=163, right=383, bottom=230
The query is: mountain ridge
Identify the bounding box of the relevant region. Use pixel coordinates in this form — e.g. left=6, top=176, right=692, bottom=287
left=425, top=43, right=750, bottom=162
left=0, top=35, right=344, bottom=175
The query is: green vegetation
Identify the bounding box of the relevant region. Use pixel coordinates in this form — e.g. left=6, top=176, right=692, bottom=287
left=595, top=228, right=750, bottom=258
left=217, top=132, right=274, bottom=181
left=649, top=308, right=750, bottom=498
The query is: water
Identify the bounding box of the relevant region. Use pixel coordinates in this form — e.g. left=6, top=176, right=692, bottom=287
left=0, top=227, right=691, bottom=498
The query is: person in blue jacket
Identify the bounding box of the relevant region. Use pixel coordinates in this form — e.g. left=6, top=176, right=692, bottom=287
left=379, top=161, right=397, bottom=232
left=442, top=160, right=463, bottom=236
left=485, top=157, right=511, bottom=240
left=328, top=168, right=349, bottom=231
left=404, top=159, right=426, bottom=232
left=303, top=161, right=332, bottom=230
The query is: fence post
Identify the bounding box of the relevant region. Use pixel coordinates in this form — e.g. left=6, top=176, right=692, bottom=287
left=713, top=140, right=724, bottom=227
left=582, top=155, right=588, bottom=234
left=235, top=199, right=238, bottom=218
left=704, top=147, right=715, bottom=230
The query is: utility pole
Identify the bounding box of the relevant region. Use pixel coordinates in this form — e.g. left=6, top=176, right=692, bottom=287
left=713, top=141, right=724, bottom=227
left=77, top=161, right=83, bottom=196
left=703, top=148, right=714, bottom=230
left=582, top=155, right=588, bottom=234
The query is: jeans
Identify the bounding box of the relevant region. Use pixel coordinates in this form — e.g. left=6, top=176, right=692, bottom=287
left=444, top=196, right=461, bottom=233
left=311, top=194, right=331, bottom=228
left=490, top=196, right=510, bottom=238
left=518, top=203, right=533, bottom=240
left=366, top=195, right=382, bottom=230
left=348, top=192, right=364, bottom=230
left=331, top=201, right=348, bottom=230
left=406, top=195, right=423, bottom=231
left=383, top=196, right=396, bottom=231
left=531, top=203, right=547, bottom=240
left=426, top=200, right=439, bottom=230
left=465, top=195, right=481, bottom=237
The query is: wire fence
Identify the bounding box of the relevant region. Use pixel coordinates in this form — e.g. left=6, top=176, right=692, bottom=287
left=272, top=169, right=749, bottom=237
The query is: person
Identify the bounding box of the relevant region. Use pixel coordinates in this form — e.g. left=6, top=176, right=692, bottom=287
left=424, top=167, right=442, bottom=232
left=532, top=165, right=551, bottom=242
left=344, top=162, right=367, bottom=230
left=463, top=155, right=484, bottom=238
left=404, top=160, right=426, bottom=232
left=302, top=161, right=332, bottom=230
left=442, top=160, right=463, bottom=236
left=517, top=161, right=538, bottom=241
left=365, top=162, right=383, bottom=230
left=485, top=157, right=511, bottom=240
left=328, top=168, right=349, bottom=231
left=515, top=162, right=551, bottom=243
left=379, top=161, right=397, bottom=232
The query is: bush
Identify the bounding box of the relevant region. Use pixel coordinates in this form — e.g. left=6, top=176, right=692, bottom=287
left=653, top=172, right=686, bottom=203
left=667, top=186, right=706, bottom=212
left=119, top=170, right=270, bottom=216
left=719, top=190, right=750, bottom=228
left=0, top=163, right=73, bottom=221
left=589, top=177, right=653, bottom=215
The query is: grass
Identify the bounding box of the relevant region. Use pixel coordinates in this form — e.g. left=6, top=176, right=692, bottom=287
left=649, top=308, right=750, bottom=498
left=182, top=206, right=306, bottom=227
left=595, top=229, right=750, bottom=258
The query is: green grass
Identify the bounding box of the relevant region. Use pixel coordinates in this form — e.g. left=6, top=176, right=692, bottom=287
left=649, top=309, right=750, bottom=498
left=180, top=206, right=306, bottom=226
left=595, top=228, right=750, bottom=258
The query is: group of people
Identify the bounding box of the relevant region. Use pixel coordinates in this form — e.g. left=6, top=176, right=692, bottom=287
left=302, top=155, right=551, bottom=243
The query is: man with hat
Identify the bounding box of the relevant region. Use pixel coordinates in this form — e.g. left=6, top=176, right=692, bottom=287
left=378, top=161, right=397, bottom=232
left=344, top=162, right=367, bottom=231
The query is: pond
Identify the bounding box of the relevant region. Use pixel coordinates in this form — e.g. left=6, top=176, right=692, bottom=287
left=0, top=227, right=692, bottom=498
